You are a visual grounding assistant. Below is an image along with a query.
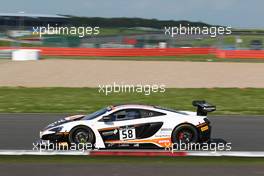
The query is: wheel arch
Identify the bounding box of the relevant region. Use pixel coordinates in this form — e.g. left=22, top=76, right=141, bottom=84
left=69, top=125, right=96, bottom=144
left=171, top=122, right=199, bottom=142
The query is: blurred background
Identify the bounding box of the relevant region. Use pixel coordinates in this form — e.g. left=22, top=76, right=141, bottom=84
left=0, top=13, right=263, bottom=50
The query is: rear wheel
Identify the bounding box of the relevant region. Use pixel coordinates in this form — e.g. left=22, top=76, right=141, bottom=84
left=171, top=124, right=198, bottom=144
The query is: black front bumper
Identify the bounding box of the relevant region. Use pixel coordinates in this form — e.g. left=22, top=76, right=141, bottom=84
left=41, top=133, right=69, bottom=143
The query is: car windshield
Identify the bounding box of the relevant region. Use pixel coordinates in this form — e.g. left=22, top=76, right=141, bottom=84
left=83, top=108, right=108, bottom=120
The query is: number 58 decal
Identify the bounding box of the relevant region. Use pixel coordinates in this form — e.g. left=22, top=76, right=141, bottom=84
left=119, top=128, right=136, bottom=140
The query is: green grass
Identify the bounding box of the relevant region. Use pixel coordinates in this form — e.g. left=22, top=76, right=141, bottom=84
left=0, top=156, right=264, bottom=165
left=0, top=87, right=264, bottom=115
left=225, top=35, right=264, bottom=48
left=42, top=55, right=264, bottom=63
left=0, top=40, right=41, bottom=47
left=180, top=35, right=264, bottom=48
left=99, top=28, right=149, bottom=36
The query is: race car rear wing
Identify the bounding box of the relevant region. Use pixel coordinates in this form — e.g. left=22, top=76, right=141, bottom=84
left=192, top=100, right=216, bottom=116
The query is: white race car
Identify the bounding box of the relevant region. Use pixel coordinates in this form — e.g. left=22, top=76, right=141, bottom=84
left=39, top=101, right=215, bottom=149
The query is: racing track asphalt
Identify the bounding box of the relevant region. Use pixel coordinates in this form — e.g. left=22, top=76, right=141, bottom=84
left=1, top=163, right=264, bottom=176
left=0, top=114, right=263, bottom=151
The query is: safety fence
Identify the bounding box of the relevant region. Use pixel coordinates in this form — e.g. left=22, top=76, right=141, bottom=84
left=0, top=47, right=264, bottom=59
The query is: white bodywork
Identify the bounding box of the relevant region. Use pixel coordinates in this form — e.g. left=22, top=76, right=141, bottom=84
left=40, top=104, right=209, bottom=148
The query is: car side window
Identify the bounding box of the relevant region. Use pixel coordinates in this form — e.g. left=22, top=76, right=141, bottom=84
left=140, top=109, right=166, bottom=118
left=111, top=109, right=141, bottom=121
left=113, top=110, right=126, bottom=120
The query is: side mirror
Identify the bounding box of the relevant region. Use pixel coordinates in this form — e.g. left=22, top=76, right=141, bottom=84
left=102, top=115, right=112, bottom=122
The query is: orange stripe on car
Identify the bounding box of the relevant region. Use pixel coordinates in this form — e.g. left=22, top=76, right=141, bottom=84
left=98, top=127, right=119, bottom=132
left=105, top=137, right=172, bottom=148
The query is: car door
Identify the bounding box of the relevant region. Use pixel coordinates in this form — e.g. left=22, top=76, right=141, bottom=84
left=97, top=108, right=165, bottom=143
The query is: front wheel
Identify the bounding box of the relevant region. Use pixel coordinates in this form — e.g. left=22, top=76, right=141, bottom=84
left=69, top=126, right=95, bottom=146
left=171, top=124, right=198, bottom=144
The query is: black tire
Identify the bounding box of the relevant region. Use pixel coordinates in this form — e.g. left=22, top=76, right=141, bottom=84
left=171, top=124, right=198, bottom=144
left=69, top=126, right=95, bottom=145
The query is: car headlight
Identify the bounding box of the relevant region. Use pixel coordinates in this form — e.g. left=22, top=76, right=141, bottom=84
left=49, top=126, right=63, bottom=133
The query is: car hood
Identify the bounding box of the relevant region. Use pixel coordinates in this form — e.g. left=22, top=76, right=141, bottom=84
left=44, top=114, right=85, bottom=130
